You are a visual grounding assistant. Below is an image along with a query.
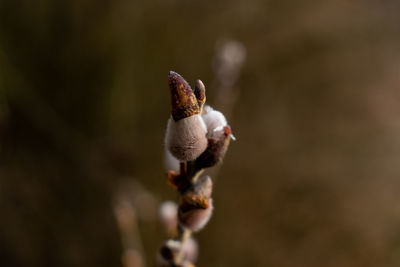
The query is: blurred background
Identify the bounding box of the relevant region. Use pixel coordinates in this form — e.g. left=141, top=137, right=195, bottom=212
left=1, top=0, right=400, bottom=266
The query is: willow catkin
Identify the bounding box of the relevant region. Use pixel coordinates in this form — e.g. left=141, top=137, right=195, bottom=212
left=165, top=72, right=208, bottom=161
left=159, top=71, right=235, bottom=267
left=165, top=115, right=208, bottom=161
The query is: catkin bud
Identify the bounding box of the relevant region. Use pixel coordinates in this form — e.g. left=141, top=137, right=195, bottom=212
left=202, top=105, right=228, bottom=138
left=165, top=115, right=208, bottom=161
left=195, top=106, right=233, bottom=168
left=178, top=176, right=214, bottom=232
left=195, top=125, right=232, bottom=169
left=159, top=201, right=178, bottom=236
left=168, top=71, right=199, bottom=122
left=157, top=238, right=198, bottom=267
left=166, top=72, right=208, bottom=161
left=158, top=240, right=181, bottom=266
left=179, top=198, right=213, bottom=232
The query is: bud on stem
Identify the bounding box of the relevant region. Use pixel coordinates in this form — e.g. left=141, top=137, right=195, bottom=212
left=160, top=71, right=235, bottom=266
left=166, top=72, right=208, bottom=161
left=195, top=126, right=232, bottom=169
left=168, top=71, right=200, bottom=122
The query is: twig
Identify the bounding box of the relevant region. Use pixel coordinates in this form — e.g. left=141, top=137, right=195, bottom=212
left=159, top=71, right=234, bottom=266
left=175, top=226, right=192, bottom=265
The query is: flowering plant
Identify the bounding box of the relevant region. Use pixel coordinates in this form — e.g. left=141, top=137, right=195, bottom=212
left=158, top=71, right=234, bottom=267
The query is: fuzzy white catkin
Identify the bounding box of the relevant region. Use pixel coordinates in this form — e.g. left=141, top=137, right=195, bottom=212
left=165, top=114, right=208, bottom=161
left=202, top=106, right=227, bottom=139
left=158, top=201, right=178, bottom=230
left=179, top=199, right=214, bottom=232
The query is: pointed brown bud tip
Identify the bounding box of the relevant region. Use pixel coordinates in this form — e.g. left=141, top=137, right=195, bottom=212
left=168, top=71, right=199, bottom=121
left=194, top=80, right=206, bottom=106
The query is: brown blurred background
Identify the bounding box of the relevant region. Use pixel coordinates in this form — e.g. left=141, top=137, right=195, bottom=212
left=1, top=0, right=400, bottom=266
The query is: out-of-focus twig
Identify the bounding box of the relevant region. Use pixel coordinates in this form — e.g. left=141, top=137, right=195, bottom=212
left=212, top=39, right=247, bottom=119
left=114, top=179, right=159, bottom=267
left=209, top=39, right=246, bottom=182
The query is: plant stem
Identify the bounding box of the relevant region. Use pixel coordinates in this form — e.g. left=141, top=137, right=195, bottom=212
left=174, top=228, right=192, bottom=265
left=172, top=160, right=199, bottom=266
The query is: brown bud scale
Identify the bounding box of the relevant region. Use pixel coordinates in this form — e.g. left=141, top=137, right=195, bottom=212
left=166, top=170, right=192, bottom=193
left=195, top=125, right=232, bottom=169
left=194, top=80, right=206, bottom=108
left=169, top=71, right=199, bottom=121
left=180, top=194, right=209, bottom=213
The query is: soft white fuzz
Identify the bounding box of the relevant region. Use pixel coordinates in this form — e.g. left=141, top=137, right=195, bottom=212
left=202, top=105, right=227, bottom=138
left=165, top=114, right=208, bottom=161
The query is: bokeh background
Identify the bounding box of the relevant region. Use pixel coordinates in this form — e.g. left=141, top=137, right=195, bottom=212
left=1, top=0, right=400, bottom=266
